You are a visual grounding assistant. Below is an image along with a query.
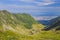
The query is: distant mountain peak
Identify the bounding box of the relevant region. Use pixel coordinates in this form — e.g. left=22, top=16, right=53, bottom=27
left=42, top=16, right=60, bottom=31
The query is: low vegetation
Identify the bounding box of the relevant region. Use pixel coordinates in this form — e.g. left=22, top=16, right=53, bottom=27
left=0, top=10, right=60, bottom=40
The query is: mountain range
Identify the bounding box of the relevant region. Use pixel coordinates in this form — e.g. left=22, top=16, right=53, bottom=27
left=0, top=10, right=44, bottom=35
left=38, top=16, right=60, bottom=31
left=0, top=10, right=60, bottom=40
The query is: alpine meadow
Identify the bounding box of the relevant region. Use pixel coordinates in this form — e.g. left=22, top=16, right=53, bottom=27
left=0, top=0, right=60, bottom=40
left=0, top=10, right=60, bottom=40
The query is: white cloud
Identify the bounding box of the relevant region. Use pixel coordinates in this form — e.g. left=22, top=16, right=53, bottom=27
left=19, top=0, right=34, bottom=2
left=9, top=0, right=55, bottom=6
left=10, top=0, right=35, bottom=2
left=8, top=0, right=55, bottom=6
left=36, top=0, right=55, bottom=6
left=0, top=3, right=36, bottom=9
left=37, top=2, right=54, bottom=6
left=0, top=3, right=40, bottom=13
left=33, top=16, right=58, bottom=20
left=0, top=2, right=60, bottom=14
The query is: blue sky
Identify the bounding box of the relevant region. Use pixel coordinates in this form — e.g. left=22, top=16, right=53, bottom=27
left=0, top=0, right=60, bottom=16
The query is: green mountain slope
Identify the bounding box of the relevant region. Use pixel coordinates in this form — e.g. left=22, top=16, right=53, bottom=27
left=13, top=13, right=38, bottom=29
left=42, top=16, right=60, bottom=31
left=0, top=10, right=44, bottom=35
left=0, top=10, right=60, bottom=40
left=0, top=10, right=38, bottom=28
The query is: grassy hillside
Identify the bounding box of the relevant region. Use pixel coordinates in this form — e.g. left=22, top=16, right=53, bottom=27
left=0, top=30, right=60, bottom=40
left=0, top=10, right=60, bottom=40
left=14, top=13, right=38, bottom=29
left=0, top=10, right=44, bottom=40
left=0, top=10, right=38, bottom=29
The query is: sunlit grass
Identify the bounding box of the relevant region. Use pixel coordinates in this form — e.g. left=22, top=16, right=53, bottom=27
left=0, top=30, right=60, bottom=40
